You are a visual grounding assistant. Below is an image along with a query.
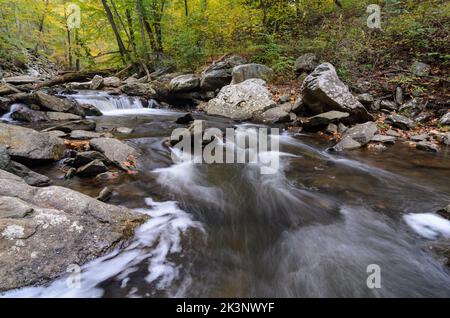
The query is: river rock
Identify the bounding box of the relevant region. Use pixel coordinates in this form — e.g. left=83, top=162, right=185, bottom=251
left=169, top=74, right=201, bottom=93
left=11, top=107, right=49, bottom=122
left=103, top=76, right=122, bottom=88
left=0, top=169, right=148, bottom=292
left=343, top=122, right=378, bottom=145
left=175, top=114, right=195, bottom=125
left=0, top=123, right=65, bottom=162
left=120, top=82, right=156, bottom=97
left=72, top=151, right=108, bottom=168
left=35, top=91, right=84, bottom=116
left=416, top=141, right=440, bottom=152
left=357, top=93, right=375, bottom=107
left=304, top=111, right=350, bottom=130
left=90, top=138, right=140, bottom=172
left=205, top=79, right=276, bottom=121
left=295, top=53, right=319, bottom=74
left=399, top=99, right=425, bottom=118
left=70, top=130, right=105, bottom=140
left=440, top=113, right=450, bottom=126
left=302, top=63, right=373, bottom=123
left=371, top=135, right=396, bottom=144
left=231, top=64, right=274, bottom=84
left=332, top=136, right=362, bottom=151
left=380, top=100, right=398, bottom=111
left=201, top=55, right=247, bottom=91
left=115, top=127, right=134, bottom=135
left=96, top=187, right=113, bottom=203
left=79, top=103, right=103, bottom=117
left=76, top=159, right=108, bottom=177
left=255, top=106, right=291, bottom=124
left=46, top=112, right=82, bottom=121
left=42, top=120, right=97, bottom=133
left=386, top=114, right=416, bottom=130
left=410, top=134, right=429, bottom=142
left=90, top=75, right=104, bottom=90
left=8, top=161, right=50, bottom=187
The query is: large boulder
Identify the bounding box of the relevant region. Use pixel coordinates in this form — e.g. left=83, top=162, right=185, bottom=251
left=103, top=76, right=122, bottom=88
left=231, top=64, right=274, bottom=84
left=200, top=55, right=247, bottom=91
left=34, top=91, right=84, bottom=116
left=295, top=53, right=319, bottom=75
left=0, top=169, right=148, bottom=292
left=204, top=79, right=276, bottom=121
left=0, top=123, right=65, bottom=162
left=90, top=138, right=140, bottom=172
left=11, top=106, right=49, bottom=123
left=302, top=63, right=373, bottom=122
left=169, top=74, right=201, bottom=93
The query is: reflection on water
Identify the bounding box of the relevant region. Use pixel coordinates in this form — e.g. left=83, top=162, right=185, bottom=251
left=4, top=109, right=450, bottom=298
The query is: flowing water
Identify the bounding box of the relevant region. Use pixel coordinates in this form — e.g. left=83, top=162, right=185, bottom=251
left=3, top=93, right=450, bottom=298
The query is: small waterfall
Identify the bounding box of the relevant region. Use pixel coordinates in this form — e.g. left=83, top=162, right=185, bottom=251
left=64, top=91, right=146, bottom=113
left=0, top=104, right=27, bottom=122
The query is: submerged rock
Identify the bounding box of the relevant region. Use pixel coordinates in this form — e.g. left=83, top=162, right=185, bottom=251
left=175, top=113, right=195, bottom=125
left=0, top=123, right=65, bottom=162
left=205, top=79, right=276, bottom=121
left=0, top=169, right=148, bottom=292
left=302, top=63, right=373, bottom=123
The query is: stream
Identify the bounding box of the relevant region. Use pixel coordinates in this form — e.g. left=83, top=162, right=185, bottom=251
left=3, top=91, right=450, bottom=298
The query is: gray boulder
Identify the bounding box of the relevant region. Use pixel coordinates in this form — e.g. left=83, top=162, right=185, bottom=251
left=343, top=122, right=378, bottom=145
left=399, top=99, right=425, bottom=117
left=90, top=138, right=140, bottom=172
left=201, top=55, right=247, bottom=91
left=35, top=91, right=84, bottom=116
left=70, top=130, right=107, bottom=140
left=231, top=64, right=274, bottom=84
left=0, top=123, right=65, bottom=162
left=302, top=63, right=373, bottom=123
left=380, top=100, right=398, bottom=111
left=440, top=113, right=450, bottom=126
left=205, top=79, right=276, bottom=121
left=42, top=120, right=97, bottom=133
left=120, top=82, right=156, bottom=97
left=0, top=169, right=148, bottom=292
left=79, top=104, right=103, bottom=117
left=295, top=53, right=319, bottom=74
left=76, top=159, right=108, bottom=177
left=386, top=114, right=416, bottom=130
left=90, top=75, right=104, bottom=90
left=103, top=76, right=122, bottom=88
left=169, top=74, right=201, bottom=93
left=11, top=106, right=49, bottom=123
left=255, top=106, right=291, bottom=124
left=332, top=136, right=362, bottom=152
left=305, top=111, right=350, bottom=130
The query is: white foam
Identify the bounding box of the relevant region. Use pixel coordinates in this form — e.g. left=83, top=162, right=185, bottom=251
left=1, top=199, right=203, bottom=298
left=404, top=213, right=450, bottom=240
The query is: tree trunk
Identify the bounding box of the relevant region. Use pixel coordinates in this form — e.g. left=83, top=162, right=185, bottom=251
left=126, top=9, right=136, bottom=52
left=101, top=0, right=128, bottom=61
left=184, top=0, right=189, bottom=17
left=201, top=0, right=207, bottom=50
left=34, top=0, right=50, bottom=53
left=136, top=0, right=149, bottom=58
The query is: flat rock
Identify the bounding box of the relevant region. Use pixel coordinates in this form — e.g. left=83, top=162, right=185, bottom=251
left=343, top=122, right=378, bottom=145
left=0, top=123, right=65, bottom=162
left=169, top=74, right=201, bottom=93
left=42, top=120, right=97, bottom=133
left=255, top=106, right=291, bottom=124
left=46, top=112, right=82, bottom=121
left=306, top=111, right=350, bottom=128
left=70, top=130, right=104, bottom=140
left=0, top=169, right=148, bottom=292
left=90, top=138, right=140, bottom=172
left=35, top=91, right=84, bottom=116
left=371, top=135, right=396, bottom=144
